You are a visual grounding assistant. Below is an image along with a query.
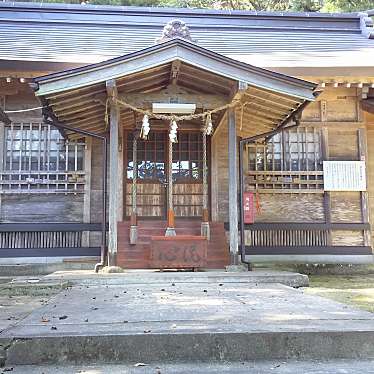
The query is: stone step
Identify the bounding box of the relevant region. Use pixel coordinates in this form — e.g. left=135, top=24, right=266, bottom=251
left=2, top=279, right=374, bottom=365
left=8, top=360, right=374, bottom=374
left=3, top=328, right=374, bottom=365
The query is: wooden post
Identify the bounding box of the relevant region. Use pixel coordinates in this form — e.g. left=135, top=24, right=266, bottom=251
left=0, top=122, right=4, bottom=222
left=321, top=127, right=332, bottom=245
left=118, top=127, right=124, bottom=222
left=228, top=107, right=239, bottom=264
left=82, top=136, right=92, bottom=247
left=106, top=79, right=120, bottom=266
left=358, top=128, right=372, bottom=248
left=165, top=138, right=176, bottom=236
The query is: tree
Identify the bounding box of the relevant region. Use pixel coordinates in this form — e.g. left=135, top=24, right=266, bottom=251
left=12, top=0, right=374, bottom=13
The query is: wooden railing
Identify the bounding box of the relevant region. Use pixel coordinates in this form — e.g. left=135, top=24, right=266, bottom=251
left=0, top=223, right=101, bottom=257
left=225, top=222, right=372, bottom=255
left=0, top=171, right=85, bottom=194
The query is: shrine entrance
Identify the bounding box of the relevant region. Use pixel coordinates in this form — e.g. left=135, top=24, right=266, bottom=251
left=33, top=32, right=317, bottom=270
left=124, top=130, right=208, bottom=220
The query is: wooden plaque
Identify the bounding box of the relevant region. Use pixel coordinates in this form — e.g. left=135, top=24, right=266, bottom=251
left=150, top=235, right=207, bottom=269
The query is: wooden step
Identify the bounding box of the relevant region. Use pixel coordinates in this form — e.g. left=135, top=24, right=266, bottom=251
left=117, top=220, right=229, bottom=269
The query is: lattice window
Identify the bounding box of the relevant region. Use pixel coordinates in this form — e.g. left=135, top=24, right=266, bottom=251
left=172, top=132, right=203, bottom=181
left=247, top=127, right=323, bottom=192
left=1, top=123, right=86, bottom=193
left=126, top=132, right=166, bottom=181
left=4, top=123, right=84, bottom=172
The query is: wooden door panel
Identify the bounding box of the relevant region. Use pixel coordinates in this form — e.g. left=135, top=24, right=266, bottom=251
left=125, top=130, right=209, bottom=219
left=125, top=182, right=165, bottom=218
left=173, top=183, right=203, bottom=217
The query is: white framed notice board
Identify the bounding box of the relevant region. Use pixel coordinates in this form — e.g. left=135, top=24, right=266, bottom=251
left=323, top=161, right=366, bottom=191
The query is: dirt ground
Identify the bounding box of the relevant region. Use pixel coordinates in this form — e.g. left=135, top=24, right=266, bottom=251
left=304, top=274, right=374, bottom=313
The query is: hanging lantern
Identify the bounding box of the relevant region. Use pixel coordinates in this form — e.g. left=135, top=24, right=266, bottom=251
left=205, top=113, right=213, bottom=135
left=169, top=119, right=178, bottom=143
left=140, top=114, right=150, bottom=139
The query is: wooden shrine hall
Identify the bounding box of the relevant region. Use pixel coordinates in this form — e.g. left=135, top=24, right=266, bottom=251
left=32, top=22, right=317, bottom=270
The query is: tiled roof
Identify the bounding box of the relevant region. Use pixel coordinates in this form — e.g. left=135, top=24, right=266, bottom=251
left=0, top=2, right=373, bottom=68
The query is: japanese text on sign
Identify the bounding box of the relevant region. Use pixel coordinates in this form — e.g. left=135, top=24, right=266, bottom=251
left=323, top=161, right=366, bottom=191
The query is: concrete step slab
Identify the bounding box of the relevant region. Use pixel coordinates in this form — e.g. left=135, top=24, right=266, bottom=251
left=42, top=269, right=309, bottom=288
left=1, top=282, right=374, bottom=365
left=5, top=360, right=374, bottom=374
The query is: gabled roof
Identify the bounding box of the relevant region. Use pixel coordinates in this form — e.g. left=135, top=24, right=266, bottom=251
left=0, top=2, right=373, bottom=70
left=34, top=37, right=317, bottom=138
left=34, top=38, right=316, bottom=100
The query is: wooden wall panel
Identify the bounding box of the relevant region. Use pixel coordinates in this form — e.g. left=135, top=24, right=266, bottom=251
left=317, top=87, right=359, bottom=122
left=212, top=122, right=229, bottom=222
left=330, top=192, right=362, bottom=223
left=90, top=138, right=108, bottom=223
left=326, top=99, right=358, bottom=122
left=331, top=230, right=364, bottom=246
left=328, top=129, right=358, bottom=160
left=0, top=194, right=83, bottom=223
left=301, top=101, right=321, bottom=122
left=255, top=194, right=325, bottom=222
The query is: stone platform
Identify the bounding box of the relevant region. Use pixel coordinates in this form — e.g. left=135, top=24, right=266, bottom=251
left=43, top=268, right=309, bottom=288
left=1, top=269, right=374, bottom=366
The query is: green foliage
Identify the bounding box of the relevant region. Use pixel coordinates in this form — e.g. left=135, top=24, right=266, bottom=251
left=13, top=0, right=374, bottom=12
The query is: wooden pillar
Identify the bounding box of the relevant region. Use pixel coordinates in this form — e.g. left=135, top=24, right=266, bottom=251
left=166, top=138, right=176, bottom=236
left=358, top=128, right=372, bottom=248
left=82, top=136, right=92, bottom=247
left=118, top=128, right=124, bottom=221
left=0, top=122, right=4, bottom=222
left=228, top=107, right=239, bottom=264
left=106, top=79, right=120, bottom=266
left=321, top=127, right=332, bottom=245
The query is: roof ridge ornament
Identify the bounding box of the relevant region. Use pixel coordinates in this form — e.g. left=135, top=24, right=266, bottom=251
left=358, top=12, right=374, bottom=39
left=155, top=19, right=196, bottom=44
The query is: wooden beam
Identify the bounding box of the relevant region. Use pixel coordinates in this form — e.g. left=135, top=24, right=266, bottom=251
left=106, top=78, right=120, bottom=267
left=358, top=128, right=372, bottom=249
left=228, top=107, right=239, bottom=264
